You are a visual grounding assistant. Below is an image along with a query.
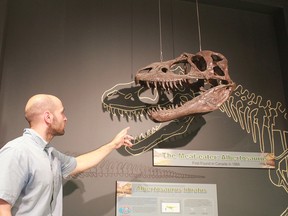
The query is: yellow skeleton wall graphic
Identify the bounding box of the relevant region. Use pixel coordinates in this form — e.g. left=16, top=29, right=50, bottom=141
left=220, top=85, right=288, bottom=193
left=101, top=50, right=288, bottom=215
left=68, top=159, right=204, bottom=180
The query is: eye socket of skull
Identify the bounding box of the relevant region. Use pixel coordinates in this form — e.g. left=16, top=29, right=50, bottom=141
left=213, top=66, right=225, bottom=76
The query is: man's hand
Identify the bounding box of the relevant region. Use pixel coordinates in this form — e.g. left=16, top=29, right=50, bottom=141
left=71, top=127, right=134, bottom=176
left=111, top=127, right=134, bottom=149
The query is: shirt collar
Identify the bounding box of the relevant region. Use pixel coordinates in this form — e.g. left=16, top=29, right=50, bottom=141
left=23, top=128, right=49, bottom=150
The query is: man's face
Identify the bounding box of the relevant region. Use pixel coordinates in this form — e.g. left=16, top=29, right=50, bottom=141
left=50, top=103, right=67, bottom=136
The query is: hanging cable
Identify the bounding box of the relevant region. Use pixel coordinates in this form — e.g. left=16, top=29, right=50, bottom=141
left=170, top=0, right=175, bottom=58
left=130, top=0, right=134, bottom=84
left=158, top=0, right=163, bottom=62
left=196, top=0, right=202, bottom=51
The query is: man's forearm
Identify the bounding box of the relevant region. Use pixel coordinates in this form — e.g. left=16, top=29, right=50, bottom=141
left=70, top=127, right=133, bottom=176
left=0, top=199, right=12, bottom=216
left=72, top=142, right=115, bottom=175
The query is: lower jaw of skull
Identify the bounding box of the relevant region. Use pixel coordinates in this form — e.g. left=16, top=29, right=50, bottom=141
left=149, top=84, right=234, bottom=122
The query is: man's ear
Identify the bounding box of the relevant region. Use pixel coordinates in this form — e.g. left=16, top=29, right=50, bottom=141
left=44, top=111, right=53, bottom=124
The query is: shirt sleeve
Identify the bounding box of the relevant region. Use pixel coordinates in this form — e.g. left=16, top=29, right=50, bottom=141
left=0, top=146, right=29, bottom=205
left=51, top=148, right=77, bottom=178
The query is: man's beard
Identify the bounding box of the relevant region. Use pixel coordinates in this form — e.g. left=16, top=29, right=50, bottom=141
left=53, top=129, right=65, bottom=136
left=49, top=124, right=65, bottom=136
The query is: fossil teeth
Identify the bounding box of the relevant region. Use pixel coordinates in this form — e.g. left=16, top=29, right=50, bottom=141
left=173, top=81, right=178, bottom=89
left=146, top=81, right=150, bottom=88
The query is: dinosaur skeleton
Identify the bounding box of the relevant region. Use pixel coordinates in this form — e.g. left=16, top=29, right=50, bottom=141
left=102, top=82, right=288, bottom=215
left=135, top=50, right=235, bottom=122
left=101, top=50, right=287, bottom=215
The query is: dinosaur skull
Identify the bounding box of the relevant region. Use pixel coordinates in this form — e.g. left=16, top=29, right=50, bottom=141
left=135, top=50, right=235, bottom=122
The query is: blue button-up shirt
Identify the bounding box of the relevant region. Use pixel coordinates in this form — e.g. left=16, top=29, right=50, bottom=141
left=0, top=129, right=77, bottom=216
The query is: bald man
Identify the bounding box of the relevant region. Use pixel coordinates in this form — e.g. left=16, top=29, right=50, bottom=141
left=0, top=94, right=133, bottom=216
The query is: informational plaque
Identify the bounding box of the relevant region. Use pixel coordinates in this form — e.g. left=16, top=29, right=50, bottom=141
left=116, top=181, right=218, bottom=216
left=153, top=149, right=275, bottom=169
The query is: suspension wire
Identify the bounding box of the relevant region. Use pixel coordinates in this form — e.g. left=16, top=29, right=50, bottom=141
left=130, top=0, right=134, bottom=84
left=195, top=0, right=202, bottom=51
left=170, top=0, right=175, bottom=58
left=158, top=0, right=163, bottom=62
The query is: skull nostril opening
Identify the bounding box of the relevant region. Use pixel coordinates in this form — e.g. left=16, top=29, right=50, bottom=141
left=161, top=68, right=168, bottom=73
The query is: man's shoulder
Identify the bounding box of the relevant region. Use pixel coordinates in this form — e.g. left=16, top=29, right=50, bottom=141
left=1, top=135, right=33, bottom=153
left=5, top=135, right=25, bottom=146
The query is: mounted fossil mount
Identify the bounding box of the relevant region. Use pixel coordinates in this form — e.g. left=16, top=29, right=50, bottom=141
left=135, top=50, right=236, bottom=122
left=101, top=50, right=236, bottom=155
